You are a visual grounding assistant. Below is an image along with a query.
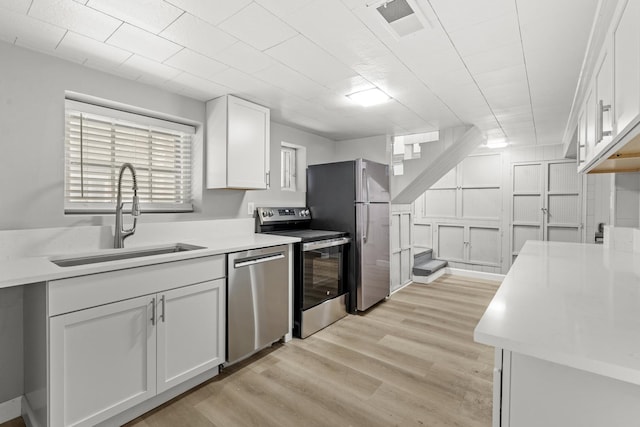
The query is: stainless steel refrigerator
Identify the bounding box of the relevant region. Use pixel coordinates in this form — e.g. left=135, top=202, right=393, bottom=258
left=306, top=158, right=390, bottom=312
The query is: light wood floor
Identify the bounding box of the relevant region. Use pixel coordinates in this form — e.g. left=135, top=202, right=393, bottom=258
left=2, top=274, right=500, bottom=427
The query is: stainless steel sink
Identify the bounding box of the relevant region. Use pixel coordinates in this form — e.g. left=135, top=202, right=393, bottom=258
left=50, top=243, right=206, bottom=267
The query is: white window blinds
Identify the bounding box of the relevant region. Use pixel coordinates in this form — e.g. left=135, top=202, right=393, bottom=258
left=64, top=99, right=195, bottom=213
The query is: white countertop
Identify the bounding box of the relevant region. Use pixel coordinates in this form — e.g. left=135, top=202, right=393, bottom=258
left=474, top=240, right=640, bottom=386
left=0, top=233, right=299, bottom=289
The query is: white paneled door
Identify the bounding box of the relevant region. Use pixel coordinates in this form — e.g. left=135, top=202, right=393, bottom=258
left=511, top=160, right=583, bottom=263
left=391, top=207, right=412, bottom=292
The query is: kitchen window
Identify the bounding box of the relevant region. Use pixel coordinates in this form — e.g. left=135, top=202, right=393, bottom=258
left=280, top=142, right=306, bottom=192
left=64, top=99, right=195, bottom=213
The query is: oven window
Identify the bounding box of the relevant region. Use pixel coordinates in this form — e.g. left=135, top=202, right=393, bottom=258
left=303, top=245, right=343, bottom=309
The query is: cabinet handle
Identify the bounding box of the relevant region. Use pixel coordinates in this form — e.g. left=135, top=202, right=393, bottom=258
left=150, top=297, right=156, bottom=326
left=160, top=295, right=166, bottom=323
left=266, top=171, right=270, bottom=187
left=597, top=100, right=612, bottom=143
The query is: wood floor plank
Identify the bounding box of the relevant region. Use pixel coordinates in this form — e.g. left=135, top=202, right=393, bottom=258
left=2, top=275, right=500, bottom=427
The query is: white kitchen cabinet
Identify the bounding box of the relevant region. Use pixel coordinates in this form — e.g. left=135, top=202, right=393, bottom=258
left=157, top=280, right=225, bottom=393
left=613, top=0, right=640, bottom=136
left=390, top=206, right=412, bottom=292
left=435, top=224, right=501, bottom=267
left=511, top=161, right=583, bottom=262
left=44, top=255, right=226, bottom=427
left=50, top=295, right=157, bottom=427
left=49, top=279, right=225, bottom=427
left=575, top=0, right=640, bottom=173
left=493, top=349, right=640, bottom=427
left=206, top=95, right=270, bottom=189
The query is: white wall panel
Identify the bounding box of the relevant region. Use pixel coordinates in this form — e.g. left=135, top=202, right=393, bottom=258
left=513, top=163, right=541, bottom=193
left=513, top=195, right=541, bottom=222
left=461, top=154, right=501, bottom=187
left=391, top=252, right=401, bottom=290
left=431, top=168, right=456, bottom=189
left=468, top=227, right=500, bottom=265
left=414, top=224, right=432, bottom=248
left=391, top=213, right=400, bottom=251
left=548, top=162, right=580, bottom=193
left=462, top=188, right=501, bottom=219
left=547, top=227, right=580, bottom=243
left=425, top=189, right=457, bottom=217
left=548, top=194, right=580, bottom=224
left=437, top=225, right=465, bottom=260
left=513, top=225, right=541, bottom=254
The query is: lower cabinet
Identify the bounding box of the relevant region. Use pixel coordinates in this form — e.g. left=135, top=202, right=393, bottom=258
left=48, top=276, right=225, bottom=427
left=494, top=348, right=640, bottom=427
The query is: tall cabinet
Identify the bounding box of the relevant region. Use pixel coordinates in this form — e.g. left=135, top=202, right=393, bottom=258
left=414, top=153, right=503, bottom=273
left=206, top=95, right=271, bottom=189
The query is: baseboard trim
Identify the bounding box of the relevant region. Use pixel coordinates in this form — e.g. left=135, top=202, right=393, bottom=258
left=390, top=280, right=414, bottom=294
left=412, top=268, right=446, bottom=284
left=445, top=267, right=505, bottom=282
left=0, top=396, right=23, bottom=424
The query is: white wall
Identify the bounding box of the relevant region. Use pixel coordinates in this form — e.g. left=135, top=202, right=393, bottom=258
left=0, top=41, right=337, bottom=230
left=612, top=173, right=640, bottom=227
left=333, top=135, right=388, bottom=164
left=0, top=42, right=337, bottom=407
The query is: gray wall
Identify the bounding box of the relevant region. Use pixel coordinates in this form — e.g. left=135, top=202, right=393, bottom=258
left=333, top=135, right=388, bottom=165
left=0, top=42, right=338, bottom=405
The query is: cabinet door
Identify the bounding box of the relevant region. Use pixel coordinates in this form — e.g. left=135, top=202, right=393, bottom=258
left=50, top=295, right=156, bottom=427
left=595, top=44, right=613, bottom=148
left=614, top=0, right=640, bottom=135
left=156, top=280, right=226, bottom=394
left=227, top=96, right=270, bottom=189
left=436, top=224, right=465, bottom=262
left=585, top=88, right=597, bottom=160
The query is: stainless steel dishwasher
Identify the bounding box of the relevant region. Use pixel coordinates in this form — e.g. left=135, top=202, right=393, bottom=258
left=227, top=245, right=289, bottom=364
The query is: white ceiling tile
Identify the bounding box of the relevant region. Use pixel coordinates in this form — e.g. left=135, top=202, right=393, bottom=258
left=430, top=0, right=516, bottom=32
left=0, top=0, right=32, bottom=13
left=474, top=65, right=528, bottom=89
left=164, top=0, right=252, bottom=26
left=256, top=62, right=327, bottom=100
left=164, top=48, right=228, bottom=80
left=265, top=35, right=357, bottom=86
left=164, top=72, right=230, bottom=101
left=218, top=3, right=298, bottom=51
left=211, top=41, right=274, bottom=74
left=160, top=13, right=236, bottom=58
left=0, top=9, right=66, bottom=51
left=119, top=54, right=181, bottom=85
left=86, top=0, right=183, bottom=34
left=255, top=0, right=313, bottom=18
left=449, top=12, right=520, bottom=57
left=29, top=0, right=122, bottom=41
left=208, top=68, right=281, bottom=99
left=463, top=41, right=524, bottom=75
left=55, top=30, right=131, bottom=66
left=107, top=23, right=181, bottom=62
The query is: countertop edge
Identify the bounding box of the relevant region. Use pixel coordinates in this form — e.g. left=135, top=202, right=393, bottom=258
left=0, top=234, right=300, bottom=289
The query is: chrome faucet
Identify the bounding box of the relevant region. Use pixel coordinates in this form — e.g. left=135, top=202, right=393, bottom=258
left=114, top=163, right=141, bottom=248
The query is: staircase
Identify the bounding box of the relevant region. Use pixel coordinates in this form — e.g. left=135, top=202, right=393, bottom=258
left=412, top=249, right=448, bottom=284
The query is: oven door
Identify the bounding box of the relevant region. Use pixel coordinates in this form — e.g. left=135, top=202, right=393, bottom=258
left=301, top=237, right=350, bottom=310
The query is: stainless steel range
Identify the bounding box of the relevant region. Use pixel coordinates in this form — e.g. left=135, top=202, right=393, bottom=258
left=256, top=207, right=350, bottom=338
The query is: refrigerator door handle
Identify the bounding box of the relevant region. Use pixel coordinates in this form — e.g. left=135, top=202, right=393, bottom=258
left=363, top=203, right=369, bottom=243
left=363, top=164, right=371, bottom=203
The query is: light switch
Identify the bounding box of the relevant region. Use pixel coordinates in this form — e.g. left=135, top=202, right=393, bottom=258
left=247, top=202, right=255, bottom=215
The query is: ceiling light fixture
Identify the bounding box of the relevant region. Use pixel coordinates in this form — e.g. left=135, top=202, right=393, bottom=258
left=486, top=138, right=508, bottom=149
left=347, top=88, right=391, bottom=107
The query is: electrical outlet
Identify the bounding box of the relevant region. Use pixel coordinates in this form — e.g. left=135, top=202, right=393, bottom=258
left=247, top=202, right=255, bottom=215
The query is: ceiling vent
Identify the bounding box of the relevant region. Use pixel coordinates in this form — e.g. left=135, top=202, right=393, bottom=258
left=370, top=0, right=433, bottom=39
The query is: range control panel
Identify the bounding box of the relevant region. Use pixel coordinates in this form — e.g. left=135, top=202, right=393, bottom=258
left=256, top=207, right=311, bottom=224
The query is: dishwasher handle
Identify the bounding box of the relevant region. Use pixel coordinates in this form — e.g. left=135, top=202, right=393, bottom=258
left=234, top=252, right=285, bottom=268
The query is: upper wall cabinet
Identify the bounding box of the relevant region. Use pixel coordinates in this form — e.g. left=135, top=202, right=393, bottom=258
left=576, top=0, right=640, bottom=174
left=206, top=95, right=271, bottom=189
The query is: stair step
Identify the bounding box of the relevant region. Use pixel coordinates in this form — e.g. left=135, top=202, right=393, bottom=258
left=413, top=249, right=433, bottom=265
left=413, top=259, right=448, bottom=276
